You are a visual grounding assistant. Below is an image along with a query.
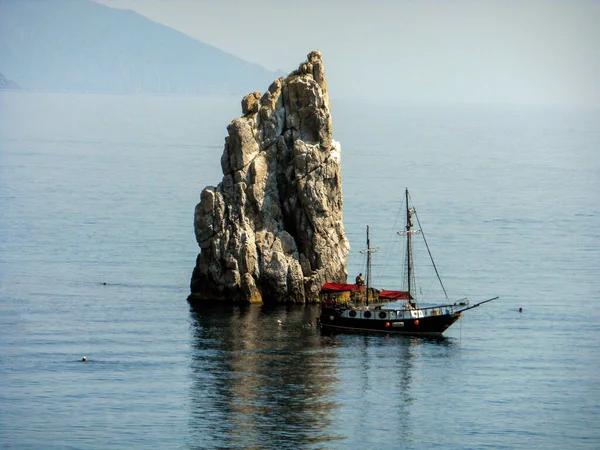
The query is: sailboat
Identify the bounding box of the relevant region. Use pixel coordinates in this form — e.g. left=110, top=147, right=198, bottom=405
left=318, top=188, right=498, bottom=336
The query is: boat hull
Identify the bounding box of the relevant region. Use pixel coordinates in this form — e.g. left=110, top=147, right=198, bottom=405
left=319, top=307, right=461, bottom=336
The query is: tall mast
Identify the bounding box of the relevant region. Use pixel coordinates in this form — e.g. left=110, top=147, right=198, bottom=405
left=405, top=189, right=412, bottom=300
left=366, top=225, right=371, bottom=305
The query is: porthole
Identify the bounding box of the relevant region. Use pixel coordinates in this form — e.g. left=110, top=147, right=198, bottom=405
left=363, top=311, right=372, bottom=319
left=349, top=311, right=357, bottom=318
left=378, top=312, right=387, bottom=319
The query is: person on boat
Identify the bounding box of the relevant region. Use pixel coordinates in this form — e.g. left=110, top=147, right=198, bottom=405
left=355, top=273, right=364, bottom=287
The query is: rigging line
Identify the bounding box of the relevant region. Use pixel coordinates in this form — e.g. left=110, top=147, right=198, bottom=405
left=413, top=208, right=449, bottom=300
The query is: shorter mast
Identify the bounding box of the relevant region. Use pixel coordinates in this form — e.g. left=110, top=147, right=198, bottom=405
left=367, top=226, right=371, bottom=305
left=360, top=225, right=379, bottom=306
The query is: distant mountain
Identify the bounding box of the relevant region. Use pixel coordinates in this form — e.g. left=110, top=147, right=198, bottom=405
left=0, top=0, right=282, bottom=94
left=0, top=72, right=20, bottom=89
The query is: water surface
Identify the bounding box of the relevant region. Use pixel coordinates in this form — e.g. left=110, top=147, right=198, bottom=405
left=1, top=92, right=599, bottom=449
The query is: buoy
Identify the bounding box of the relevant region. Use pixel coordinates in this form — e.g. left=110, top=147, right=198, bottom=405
left=414, top=320, right=419, bottom=326
left=385, top=322, right=390, bottom=328
left=81, top=356, right=88, bottom=362
left=277, top=320, right=282, bottom=326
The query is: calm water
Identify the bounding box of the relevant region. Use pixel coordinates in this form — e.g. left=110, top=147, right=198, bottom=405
left=1, top=92, right=599, bottom=449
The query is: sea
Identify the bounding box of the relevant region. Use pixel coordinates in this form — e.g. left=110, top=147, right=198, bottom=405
left=1, top=91, right=599, bottom=449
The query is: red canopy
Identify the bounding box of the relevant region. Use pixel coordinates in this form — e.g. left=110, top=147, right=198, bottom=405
left=379, top=290, right=412, bottom=300
left=320, top=283, right=412, bottom=300
left=321, top=282, right=365, bottom=292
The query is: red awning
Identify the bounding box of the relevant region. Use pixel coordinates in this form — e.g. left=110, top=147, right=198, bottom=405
left=321, top=282, right=365, bottom=293
left=379, top=290, right=412, bottom=300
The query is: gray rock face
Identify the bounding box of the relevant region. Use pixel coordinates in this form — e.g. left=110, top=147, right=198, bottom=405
left=189, top=51, right=349, bottom=304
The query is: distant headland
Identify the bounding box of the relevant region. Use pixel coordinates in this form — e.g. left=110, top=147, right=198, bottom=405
left=0, top=0, right=281, bottom=95
left=0, top=73, right=20, bottom=90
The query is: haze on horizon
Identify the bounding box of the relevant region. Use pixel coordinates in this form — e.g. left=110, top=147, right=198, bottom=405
left=96, top=0, right=600, bottom=107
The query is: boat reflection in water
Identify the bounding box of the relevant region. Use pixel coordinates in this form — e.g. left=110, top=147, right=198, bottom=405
left=187, top=303, right=456, bottom=449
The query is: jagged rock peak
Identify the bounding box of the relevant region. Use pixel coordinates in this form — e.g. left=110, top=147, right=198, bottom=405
left=189, top=50, right=349, bottom=305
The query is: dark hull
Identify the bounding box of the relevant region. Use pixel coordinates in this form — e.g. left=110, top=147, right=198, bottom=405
left=319, top=307, right=462, bottom=336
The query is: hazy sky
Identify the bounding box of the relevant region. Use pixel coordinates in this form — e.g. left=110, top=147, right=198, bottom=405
left=96, top=0, right=600, bottom=106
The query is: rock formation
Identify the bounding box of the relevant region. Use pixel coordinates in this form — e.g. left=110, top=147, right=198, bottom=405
left=189, top=51, right=349, bottom=305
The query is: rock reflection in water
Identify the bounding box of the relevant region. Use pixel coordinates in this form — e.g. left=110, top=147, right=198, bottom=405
left=187, top=303, right=456, bottom=448
left=188, top=304, right=343, bottom=449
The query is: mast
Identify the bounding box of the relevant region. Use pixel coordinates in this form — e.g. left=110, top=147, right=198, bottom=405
left=360, top=225, right=379, bottom=306
left=366, top=225, right=371, bottom=305
left=405, top=188, right=413, bottom=303
left=398, top=189, right=446, bottom=303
